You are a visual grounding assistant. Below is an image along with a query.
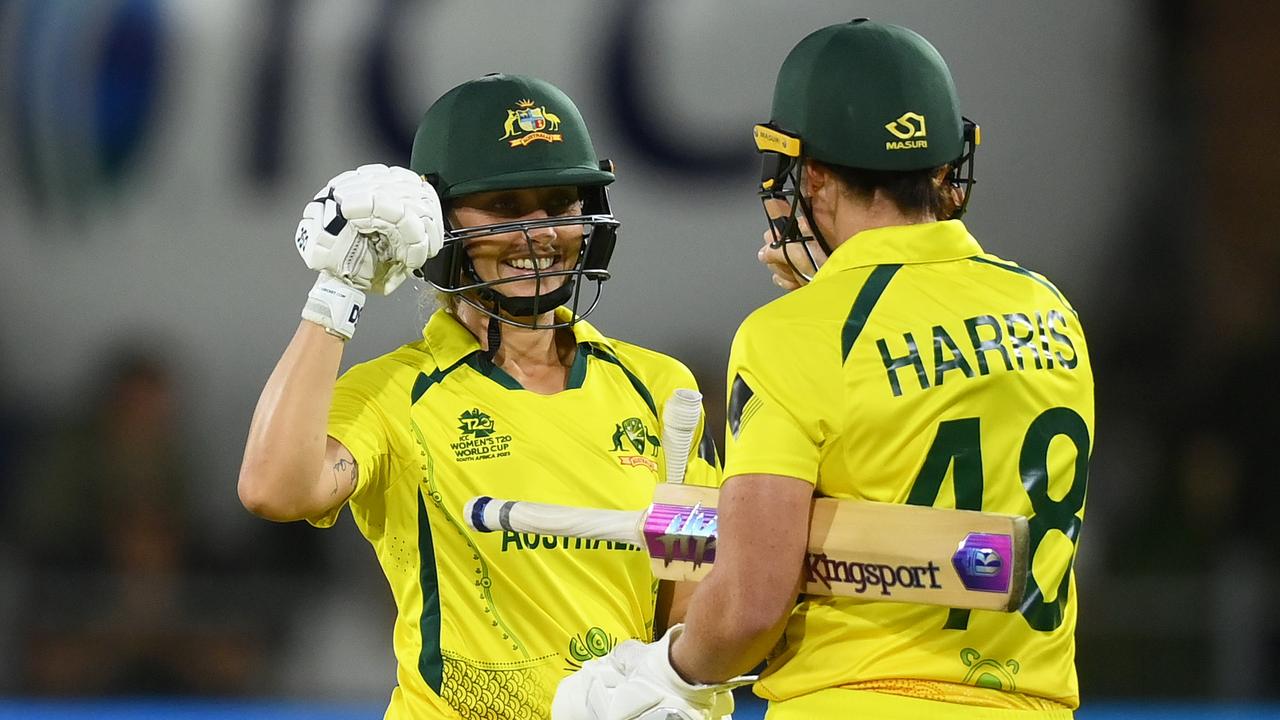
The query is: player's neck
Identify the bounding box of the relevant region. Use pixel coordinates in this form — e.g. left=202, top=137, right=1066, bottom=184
left=457, top=303, right=574, bottom=392
left=828, top=193, right=934, bottom=250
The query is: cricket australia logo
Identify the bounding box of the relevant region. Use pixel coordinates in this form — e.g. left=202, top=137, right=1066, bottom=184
left=500, top=99, right=564, bottom=147
left=884, top=111, right=928, bottom=150
left=611, top=417, right=660, bottom=472
left=451, top=408, right=511, bottom=462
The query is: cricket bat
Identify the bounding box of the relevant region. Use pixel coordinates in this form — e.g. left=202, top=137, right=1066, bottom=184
left=463, top=485, right=1028, bottom=612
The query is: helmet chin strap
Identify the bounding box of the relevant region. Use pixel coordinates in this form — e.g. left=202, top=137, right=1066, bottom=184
left=475, top=281, right=576, bottom=369
left=481, top=312, right=502, bottom=372
left=485, top=281, right=575, bottom=319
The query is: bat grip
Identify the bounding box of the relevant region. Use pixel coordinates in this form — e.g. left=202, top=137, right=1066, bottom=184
left=463, top=496, right=644, bottom=546
left=662, top=388, right=703, bottom=484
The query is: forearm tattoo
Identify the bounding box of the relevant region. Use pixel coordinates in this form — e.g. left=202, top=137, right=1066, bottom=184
left=331, top=457, right=357, bottom=496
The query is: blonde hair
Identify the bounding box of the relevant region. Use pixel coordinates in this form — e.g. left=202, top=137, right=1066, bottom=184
left=419, top=285, right=458, bottom=320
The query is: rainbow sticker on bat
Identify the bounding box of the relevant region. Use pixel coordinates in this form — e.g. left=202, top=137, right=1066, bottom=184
left=952, top=533, right=1014, bottom=594
left=643, top=502, right=718, bottom=569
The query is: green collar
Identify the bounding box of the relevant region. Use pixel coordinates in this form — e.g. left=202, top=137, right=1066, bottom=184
left=422, top=307, right=612, bottom=390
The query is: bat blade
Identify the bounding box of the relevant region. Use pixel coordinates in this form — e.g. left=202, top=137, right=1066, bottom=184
left=644, top=484, right=1027, bottom=611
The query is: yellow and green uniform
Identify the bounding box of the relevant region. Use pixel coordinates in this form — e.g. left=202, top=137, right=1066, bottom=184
left=312, top=307, right=718, bottom=720
left=724, top=220, right=1092, bottom=718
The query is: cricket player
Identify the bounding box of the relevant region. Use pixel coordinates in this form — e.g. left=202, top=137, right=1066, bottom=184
left=238, top=73, right=718, bottom=719
left=554, top=20, right=1093, bottom=720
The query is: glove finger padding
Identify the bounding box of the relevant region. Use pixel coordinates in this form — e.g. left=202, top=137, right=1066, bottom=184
left=348, top=216, right=421, bottom=295
left=383, top=165, right=424, bottom=185
left=296, top=164, right=445, bottom=338
left=295, top=194, right=376, bottom=290
left=338, top=171, right=443, bottom=295
left=397, top=196, right=440, bottom=270
left=297, top=164, right=444, bottom=296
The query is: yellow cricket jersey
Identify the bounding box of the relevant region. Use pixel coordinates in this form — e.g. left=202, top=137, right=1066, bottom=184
left=312, top=307, right=719, bottom=720
left=723, top=220, right=1093, bottom=714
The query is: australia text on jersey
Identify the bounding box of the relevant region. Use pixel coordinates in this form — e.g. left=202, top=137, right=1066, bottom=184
left=500, top=531, right=641, bottom=554
left=875, top=308, right=1079, bottom=397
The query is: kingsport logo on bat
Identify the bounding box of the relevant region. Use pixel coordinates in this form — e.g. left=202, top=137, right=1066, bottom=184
left=806, top=553, right=943, bottom=596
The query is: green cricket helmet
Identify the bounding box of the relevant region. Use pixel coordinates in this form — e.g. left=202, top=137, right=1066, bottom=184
left=410, top=73, right=619, bottom=328
left=755, top=20, right=979, bottom=277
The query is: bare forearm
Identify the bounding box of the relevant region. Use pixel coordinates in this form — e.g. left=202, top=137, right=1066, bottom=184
left=239, top=320, right=345, bottom=519
left=668, top=473, right=813, bottom=683
left=669, top=566, right=789, bottom=682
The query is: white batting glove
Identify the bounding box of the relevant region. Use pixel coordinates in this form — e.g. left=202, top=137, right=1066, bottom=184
left=552, top=652, right=631, bottom=720
left=295, top=164, right=444, bottom=339
left=552, top=625, right=736, bottom=720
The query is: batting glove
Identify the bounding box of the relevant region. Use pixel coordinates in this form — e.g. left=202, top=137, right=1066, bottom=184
left=296, top=164, right=444, bottom=339
left=552, top=625, right=737, bottom=720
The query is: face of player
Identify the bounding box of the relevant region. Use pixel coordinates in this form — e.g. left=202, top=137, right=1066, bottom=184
left=451, top=185, right=586, bottom=298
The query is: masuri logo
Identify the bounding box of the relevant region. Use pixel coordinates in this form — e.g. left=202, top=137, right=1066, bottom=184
left=884, top=111, right=929, bottom=150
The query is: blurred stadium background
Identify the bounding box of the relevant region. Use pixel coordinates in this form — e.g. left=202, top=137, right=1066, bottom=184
left=1, top=1, right=1277, bottom=718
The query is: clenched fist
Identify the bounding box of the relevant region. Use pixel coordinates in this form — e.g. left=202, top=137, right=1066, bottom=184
left=296, top=164, right=444, bottom=338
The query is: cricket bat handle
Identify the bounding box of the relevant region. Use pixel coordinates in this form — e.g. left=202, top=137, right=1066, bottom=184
left=465, top=495, right=644, bottom=546
left=662, top=388, right=703, bottom=484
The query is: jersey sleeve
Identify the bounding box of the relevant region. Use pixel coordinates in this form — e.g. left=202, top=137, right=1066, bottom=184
left=721, top=312, right=824, bottom=485
left=685, top=418, right=722, bottom=489
left=308, top=360, right=396, bottom=528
